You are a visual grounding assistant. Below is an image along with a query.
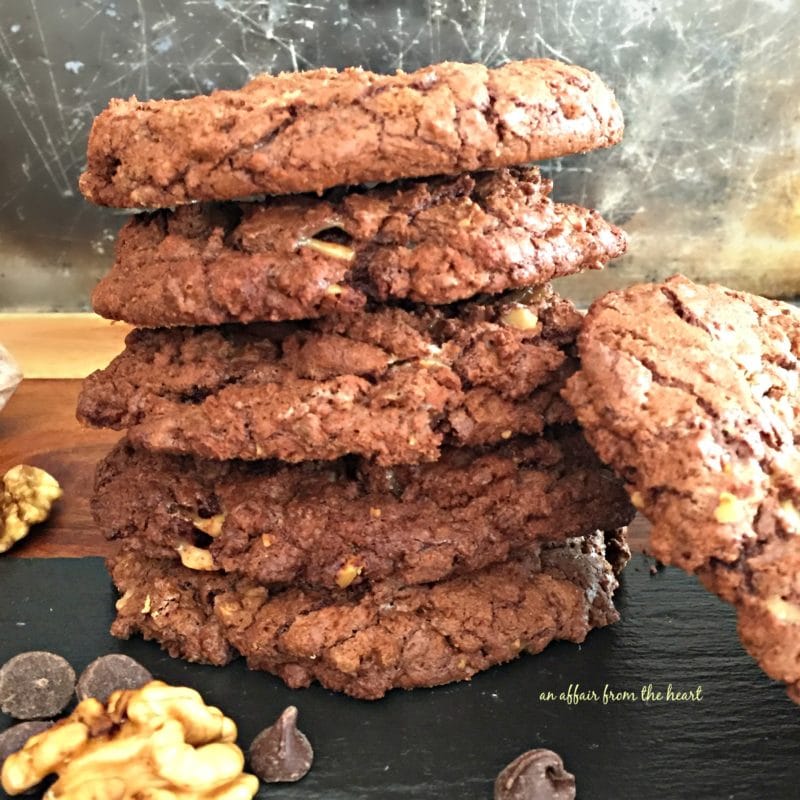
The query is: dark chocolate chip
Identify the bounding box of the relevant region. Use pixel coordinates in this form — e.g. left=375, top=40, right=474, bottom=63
left=75, top=654, right=152, bottom=703
left=0, top=721, right=53, bottom=796
left=494, top=749, right=576, bottom=800
left=0, top=652, right=75, bottom=720
left=0, top=720, right=53, bottom=766
left=248, top=706, right=313, bottom=783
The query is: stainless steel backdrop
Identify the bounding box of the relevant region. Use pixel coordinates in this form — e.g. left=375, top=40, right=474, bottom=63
left=1, top=0, right=798, bottom=311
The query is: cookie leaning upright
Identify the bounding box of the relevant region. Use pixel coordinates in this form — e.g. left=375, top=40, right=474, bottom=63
left=564, top=275, right=800, bottom=701
left=78, top=59, right=623, bottom=208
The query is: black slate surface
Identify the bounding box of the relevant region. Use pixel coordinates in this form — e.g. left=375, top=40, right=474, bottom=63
left=0, top=555, right=798, bottom=799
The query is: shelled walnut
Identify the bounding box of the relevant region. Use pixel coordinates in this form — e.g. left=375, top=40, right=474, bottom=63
left=0, top=465, right=62, bottom=553
left=1, top=680, right=259, bottom=799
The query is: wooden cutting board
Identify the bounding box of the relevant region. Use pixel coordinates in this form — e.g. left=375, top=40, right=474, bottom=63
left=0, top=380, right=118, bottom=558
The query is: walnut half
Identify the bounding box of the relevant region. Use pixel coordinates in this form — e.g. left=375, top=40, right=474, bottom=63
left=1, top=680, right=259, bottom=799
left=0, top=465, right=62, bottom=554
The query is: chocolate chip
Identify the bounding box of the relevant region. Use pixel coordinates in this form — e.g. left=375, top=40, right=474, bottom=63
left=0, top=720, right=53, bottom=766
left=75, top=654, right=152, bottom=703
left=494, top=749, right=576, bottom=800
left=0, top=721, right=54, bottom=796
left=248, top=706, right=313, bottom=783
left=0, top=652, right=75, bottom=720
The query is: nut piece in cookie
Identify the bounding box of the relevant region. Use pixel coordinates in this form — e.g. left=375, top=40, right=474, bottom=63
left=0, top=680, right=259, bottom=798
left=564, top=274, right=800, bottom=701
left=495, top=748, right=576, bottom=800
left=0, top=466, right=62, bottom=554
left=248, top=706, right=313, bottom=783
left=0, top=651, right=75, bottom=720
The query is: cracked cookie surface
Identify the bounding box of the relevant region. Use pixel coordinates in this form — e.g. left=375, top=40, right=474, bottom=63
left=92, top=168, right=626, bottom=326
left=108, top=530, right=627, bottom=699
left=79, top=59, right=623, bottom=208
left=78, top=288, right=580, bottom=464
left=564, top=275, right=800, bottom=701
left=92, top=430, right=634, bottom=590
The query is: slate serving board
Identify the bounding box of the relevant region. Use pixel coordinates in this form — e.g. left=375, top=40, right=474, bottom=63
left=1, top=555, right=798, bottom=799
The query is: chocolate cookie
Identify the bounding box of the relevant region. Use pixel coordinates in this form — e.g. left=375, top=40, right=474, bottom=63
left=79, top=59, right=623, bottom=208
left=92, top=168, right=626, bottom=327
left=91, top=431, right=634, bottom=590
left=78, top=288, right=580, bottom=465
left=109, top=530, right=627, bottom=699
left=564, top=275, right=800, bottom=701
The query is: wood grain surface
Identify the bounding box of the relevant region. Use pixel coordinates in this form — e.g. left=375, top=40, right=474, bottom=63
left=0, top=380, right=119, bottom=557
left=0, top=378, right=649, bottom=560
left=0, top=313, right=130, bottom=379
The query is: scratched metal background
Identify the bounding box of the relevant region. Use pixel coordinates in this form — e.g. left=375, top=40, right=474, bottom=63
left=0, top=0, right=798, bottom=311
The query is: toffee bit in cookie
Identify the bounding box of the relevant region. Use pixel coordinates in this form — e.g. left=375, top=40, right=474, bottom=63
left=248, top=706, right=313, bottom=784
left=779, top=499, right=800, bottom=532
left=299, top=238, right=356, bottom=262
left=764, top=596, right=800, bottom=624
left=191, top=513, right=226, bottom=538
left=494, top=749, right=576, bottom=800
left=714, top=491, right=745, bottom=524
left=0, top=652, right=76, bottom=720
left=501, top=306, right=540, bottom=331
left=335, top=558, right=364, bottom=589
left=630, top=491, right=645, bottom=510
left=176, top=541, right=218, bottom=571
left=75, top=654, right=153, bottom=703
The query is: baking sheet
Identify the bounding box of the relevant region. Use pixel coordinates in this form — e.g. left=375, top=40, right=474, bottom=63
left=1, top=555, right=798, bottom=799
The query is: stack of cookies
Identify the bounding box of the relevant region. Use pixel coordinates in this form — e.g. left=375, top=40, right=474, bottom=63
left=78, top=59, right=633, bottom=699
